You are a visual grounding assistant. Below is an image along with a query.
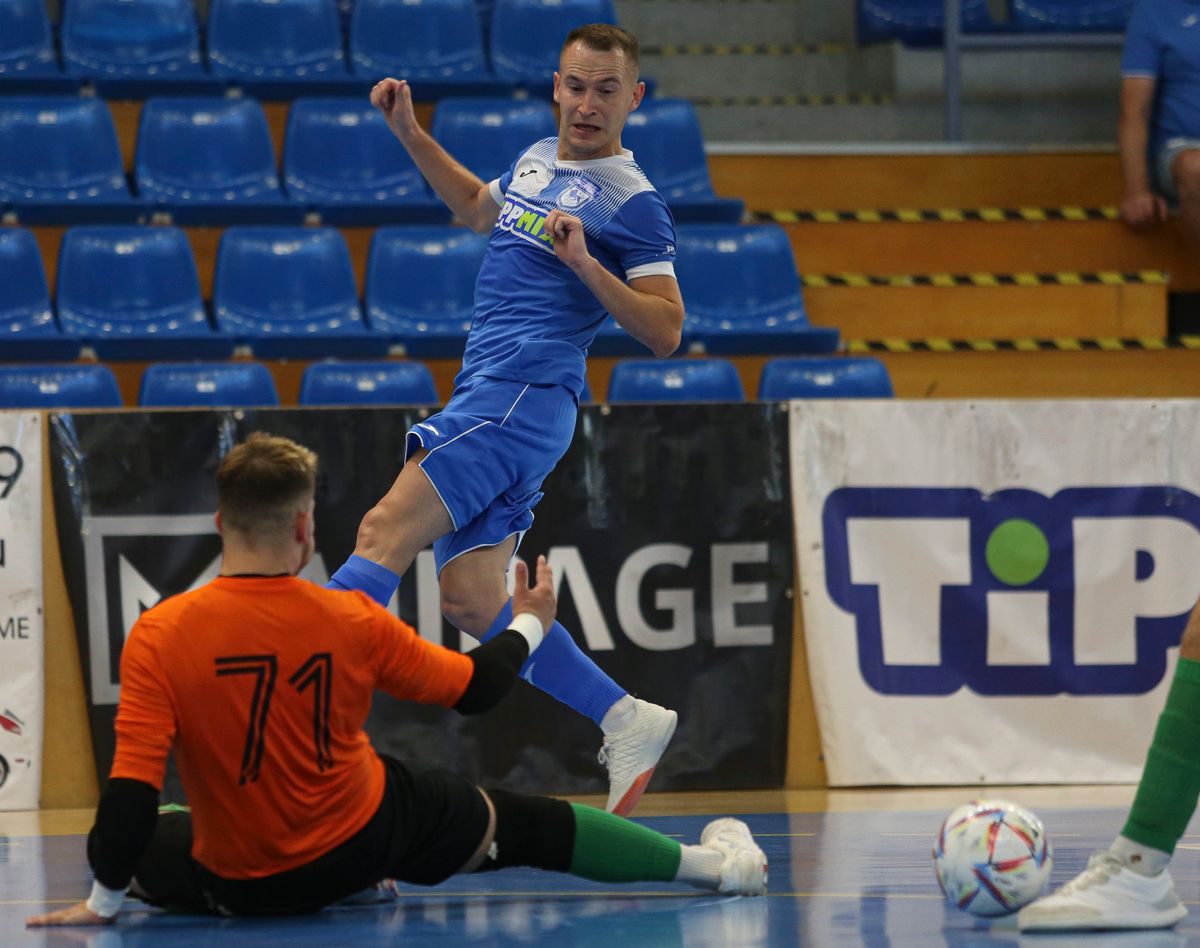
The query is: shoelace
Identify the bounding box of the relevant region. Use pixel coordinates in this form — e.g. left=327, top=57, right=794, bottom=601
left=1057, top=852, right=1123, bottom=894
left=597, top=724, right=634, bottom=768
left=598, top=738, right=632, bottom=768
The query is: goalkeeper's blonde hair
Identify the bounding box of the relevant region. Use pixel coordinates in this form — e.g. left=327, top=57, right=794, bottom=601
left=217, top=433, right=317, bottom=540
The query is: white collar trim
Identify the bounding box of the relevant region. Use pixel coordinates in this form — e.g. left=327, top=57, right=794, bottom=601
left=556, top=148, right=635, bottom=169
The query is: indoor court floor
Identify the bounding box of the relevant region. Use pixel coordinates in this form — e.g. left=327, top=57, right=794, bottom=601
left=4, top=786, right=1199, bottom=947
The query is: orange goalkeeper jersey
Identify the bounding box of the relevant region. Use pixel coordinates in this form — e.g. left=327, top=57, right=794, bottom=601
left=110, top=576, right=473, bottom=879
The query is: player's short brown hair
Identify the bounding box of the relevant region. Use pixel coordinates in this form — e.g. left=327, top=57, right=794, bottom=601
left=561, top=23, right=640, bottom=75
left=217, top=432, right=317, bottom=539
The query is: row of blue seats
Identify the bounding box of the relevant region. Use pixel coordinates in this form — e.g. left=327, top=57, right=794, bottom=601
left=0, top=357, right=894, bottom=408
left=0, top=0, right=612, bottom=93
left=859, top=0, right=1131, bottom=46
left=0, top=95, right=741, bottom=225
left=1, top=223, right=837, bottom=361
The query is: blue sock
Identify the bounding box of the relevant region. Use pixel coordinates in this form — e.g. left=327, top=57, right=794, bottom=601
left=327, top=555, right=400, bottom=607
left=481, top=600, right=626, bottom=726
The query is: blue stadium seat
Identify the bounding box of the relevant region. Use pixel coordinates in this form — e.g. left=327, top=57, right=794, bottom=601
left=62, top=0, right=203, bottom=79
left=283, top=98, right=445, bottom=223
left=0, top=229, right=81, bottom=361
left=299, top=361, right=439, bottom=405
left=607, top=357, right=743, bottom=403
left=0, top=0, right=58, bottom=76
left=621, top=99, right=743, bottom=224
left=431, top=98, right=556, bottom=183
left=208, top=0, right=346, bottom=80
left=858, top=0, right=994, bottom=45
left=139, top=362, right=279, bottom=407
left=350, top=0, right=488, bottom=81
left=0, top=364, right=121, bottom=407
left=676, top=225, right=839, bottom=355
left=214, top=227, right=387, bottom=358
left=490, top=0, right=616, bottom=86
left=758, top=356, right=894, bottom=400
left=1011, top=0, right=1131, bottom=31
left=56, top=226, right=233, bottom=360
left=0, top=97, right=135, bottom=222
left=135, top=98, right=291, bottom=223
left=365, top=227, right=487, bottom=358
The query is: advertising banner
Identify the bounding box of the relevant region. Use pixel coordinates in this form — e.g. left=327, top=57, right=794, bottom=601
left=792, top=399, right=1200, bottom=785
left=0, top=413, right=43, bottom=811
left=50, top=406, right=793, bottom=797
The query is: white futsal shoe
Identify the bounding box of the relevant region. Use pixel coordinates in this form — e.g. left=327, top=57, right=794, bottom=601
left=700, top=818, right=768, bottom=896
left=1019, top=851, right=1187, bottom=931
left=598, top=698, right=678, bottom=816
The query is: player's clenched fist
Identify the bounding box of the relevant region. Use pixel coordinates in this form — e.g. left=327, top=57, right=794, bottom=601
left=544, top=210, right=591, bottom=271
left=370, top=78, right=420, bottom=141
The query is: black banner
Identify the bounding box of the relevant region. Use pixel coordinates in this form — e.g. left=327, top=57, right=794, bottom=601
left=49, top=405, right=793, bottom=798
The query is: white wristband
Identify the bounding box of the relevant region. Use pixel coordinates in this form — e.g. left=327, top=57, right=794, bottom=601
left=508, top=613, right=545, bottom=654
left=86, top=879, right=127, bottom=918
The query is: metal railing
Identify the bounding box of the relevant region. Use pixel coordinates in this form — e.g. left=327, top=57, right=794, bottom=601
left=943, top=0, right=1124, bottom=140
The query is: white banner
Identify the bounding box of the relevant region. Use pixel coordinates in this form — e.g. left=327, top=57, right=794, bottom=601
left=791, top=399, right=1200, bottom=786
left=0, top=412, right=43, bottom=810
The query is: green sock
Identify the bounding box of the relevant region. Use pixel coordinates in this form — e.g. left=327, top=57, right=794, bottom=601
left=567, top=803, right=682, bottom=883
left=1122, top=657, right=1200, bottom=854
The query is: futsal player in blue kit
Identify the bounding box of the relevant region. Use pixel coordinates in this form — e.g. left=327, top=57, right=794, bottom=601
left=325, top=24, right=682, bottom=816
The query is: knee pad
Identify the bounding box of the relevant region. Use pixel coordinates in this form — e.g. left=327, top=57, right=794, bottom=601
left=476, top=788, right=575, bottom=873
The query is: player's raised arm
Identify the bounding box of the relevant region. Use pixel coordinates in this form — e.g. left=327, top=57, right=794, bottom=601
left=370, top=78, right=502, bottom=233
left=544, top=209, right=684, bottom=358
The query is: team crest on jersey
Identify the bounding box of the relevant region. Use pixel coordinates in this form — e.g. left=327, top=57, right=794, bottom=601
left=557, top=176, right=600, bottom=211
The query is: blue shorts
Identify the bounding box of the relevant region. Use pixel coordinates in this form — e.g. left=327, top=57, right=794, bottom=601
left=406, top=376, right=577, bottom=573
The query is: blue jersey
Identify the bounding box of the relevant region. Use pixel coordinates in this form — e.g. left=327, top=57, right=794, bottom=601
left=457, top=138, right=678, bottom=396
left=1122, top=0, right=1200, bottom=155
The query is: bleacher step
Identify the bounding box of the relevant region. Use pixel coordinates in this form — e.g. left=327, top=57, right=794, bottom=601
left=802, top=280, right=1166, bottom=340
left=708, top=152, right=1124, bottom=210
left=896, top=46, right=1121, bottom=99
left=615, top=0, right=856, bottom=45
left=644, top=45, right=893, bottom=99
left=774, top=219, right=1200, bottom=292
left=696, top=96, right=1116, bottom=144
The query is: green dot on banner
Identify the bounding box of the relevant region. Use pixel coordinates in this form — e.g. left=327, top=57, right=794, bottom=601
left=986, top=519, right=1050, bottom=586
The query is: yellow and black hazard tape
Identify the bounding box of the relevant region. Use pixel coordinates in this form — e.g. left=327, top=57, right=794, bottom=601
left=644, top=42, right=851, bottom=56
left=845, top=336, right=1200, bottom=354
left=754, top=206, right=1119, bottom=224
left=800, top=271, right=1167, bottom=288
left=692, top=93, right=892, bottom=108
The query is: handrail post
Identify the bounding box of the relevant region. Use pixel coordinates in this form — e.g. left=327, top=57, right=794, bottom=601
left=944, top=0, right=963, bottom=141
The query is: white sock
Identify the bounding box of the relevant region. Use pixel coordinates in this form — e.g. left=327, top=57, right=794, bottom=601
left=1111, top=835, right=1171, bottom=877
left=600, top=694, right=637, bottom=735
left=675, top=843, right=723, bottom=889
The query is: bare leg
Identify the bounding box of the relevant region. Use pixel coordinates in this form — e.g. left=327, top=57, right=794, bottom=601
left=351, top=447, right=454, bottom=577
left=439, top=537, right=519, bottom=636
left=1171, top=150, right=1200, bottom=249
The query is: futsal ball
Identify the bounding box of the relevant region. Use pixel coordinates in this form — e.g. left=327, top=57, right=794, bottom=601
left=933, top=799, right=1052, bottom=917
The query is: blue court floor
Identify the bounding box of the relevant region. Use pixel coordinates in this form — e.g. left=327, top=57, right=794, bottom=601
left=5, top=790, right=1200, bottom=947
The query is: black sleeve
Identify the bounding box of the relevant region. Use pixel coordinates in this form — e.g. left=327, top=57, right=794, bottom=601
left=86, top=777, right=160, bottom=891
left=453, top=629, right=531, bottom=715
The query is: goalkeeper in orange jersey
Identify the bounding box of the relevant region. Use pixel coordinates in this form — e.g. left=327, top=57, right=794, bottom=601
left=27, top=432, right=765, bottom=927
